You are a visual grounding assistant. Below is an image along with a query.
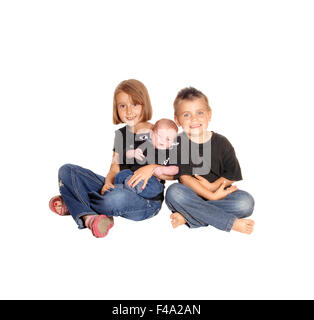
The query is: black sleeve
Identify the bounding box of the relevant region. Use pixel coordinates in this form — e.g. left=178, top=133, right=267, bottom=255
left=222, top=147, right=242, bottom=181
left=112, top=128, right=130, bottom=170
left=112, top=129, right=124, bottom=163
left=173, top=149, right=193, bottom=180
left=174, top=164, right=192, bottom=180
left=172, top=136, right=193, bottom=180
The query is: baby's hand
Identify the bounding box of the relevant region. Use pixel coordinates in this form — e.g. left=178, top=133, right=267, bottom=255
left=153, top=165, right=178, bottom=178
left=152, top=166, right=164, bottom=178
left=126, top=148, right=145, bottom=161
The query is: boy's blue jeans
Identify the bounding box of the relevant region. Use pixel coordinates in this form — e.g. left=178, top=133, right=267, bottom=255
left=165, top=183, right=254, bottom=232
left=114, top=169, right=164, bottom=199
left=58, top=164, right=162, bottom=229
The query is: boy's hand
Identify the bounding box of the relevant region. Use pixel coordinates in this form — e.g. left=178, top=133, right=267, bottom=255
left=101, top=181, right=115, bottom=195
left=213, top=181, right=238, bottom=200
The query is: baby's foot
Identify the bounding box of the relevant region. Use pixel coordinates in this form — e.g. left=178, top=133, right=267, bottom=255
left=170, top=212, right=186, bottom=228
left=232, top=218, right=255, bottom=234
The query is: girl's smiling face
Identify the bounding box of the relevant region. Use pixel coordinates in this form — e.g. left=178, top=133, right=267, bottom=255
left=116, top=91, right=143, bottom=127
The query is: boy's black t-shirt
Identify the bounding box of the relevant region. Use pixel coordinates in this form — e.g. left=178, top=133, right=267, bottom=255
left=174, top=131, right=242, bottom=183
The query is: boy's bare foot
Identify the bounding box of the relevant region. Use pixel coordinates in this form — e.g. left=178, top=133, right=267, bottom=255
left=232, top=218, right=255, bottom=234
left=170, top=212, right=186, bottom=228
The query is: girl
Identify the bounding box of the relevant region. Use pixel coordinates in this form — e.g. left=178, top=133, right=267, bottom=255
left=49, top=79, right=164, bottom=238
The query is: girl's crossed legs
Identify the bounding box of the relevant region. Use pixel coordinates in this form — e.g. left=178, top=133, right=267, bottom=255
left=56, top=164, right=161, bottom=235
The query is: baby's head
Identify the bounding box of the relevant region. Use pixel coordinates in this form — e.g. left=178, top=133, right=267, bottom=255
left=150, top=119, right=178, bottom=149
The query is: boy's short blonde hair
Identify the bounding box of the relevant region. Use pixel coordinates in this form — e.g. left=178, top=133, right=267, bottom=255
left=113, top=79, right=153, bottom=124
left=173, top=87, right=211, bottom=115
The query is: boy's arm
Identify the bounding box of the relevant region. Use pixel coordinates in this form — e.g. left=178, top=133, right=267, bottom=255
left=180, top=175, right=216, bottom=200
left=194, top=174, right=235, bottom=192
left=179, top=175, right=237, bottom=200
left=212, top=177, right=235, bottom=190
left=157, top=174, right=175, bottom=181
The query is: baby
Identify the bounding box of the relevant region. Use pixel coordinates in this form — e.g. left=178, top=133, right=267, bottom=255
left=114, top=119, right=179, bottom=199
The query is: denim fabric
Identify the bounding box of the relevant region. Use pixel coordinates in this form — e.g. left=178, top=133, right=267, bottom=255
left=58, top=164, right=162, bottom=229
left=165, top=183, right=254, bottom=232
left=114, top=169, right=164, bottom=199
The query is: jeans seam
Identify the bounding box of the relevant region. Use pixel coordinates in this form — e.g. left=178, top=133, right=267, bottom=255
left=225, top=216, right=237, bottom=232
left=71, top=167, right=89, bottom=208
left=108, top=203, right=161, bottom=216
left=77, top=169, right=103, bottom=185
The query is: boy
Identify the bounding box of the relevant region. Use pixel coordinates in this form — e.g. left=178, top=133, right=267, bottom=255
left=165, top=87, right=255, bottom=234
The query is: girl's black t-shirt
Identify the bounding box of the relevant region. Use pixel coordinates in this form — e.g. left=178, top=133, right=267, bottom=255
left=113, top=125, right=179, bottom=202
left=113, top=125, right=179, bottom=170
left=112, top=125, right=148, bottom=171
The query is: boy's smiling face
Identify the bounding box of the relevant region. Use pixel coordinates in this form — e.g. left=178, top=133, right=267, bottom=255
left=174, top=98, right=211, bottom=138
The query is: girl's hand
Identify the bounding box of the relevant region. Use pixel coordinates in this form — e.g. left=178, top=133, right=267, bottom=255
left=212, top=181, right=238, bottom=200
left=128, top=164, right=159, bottom=190
left=101, top=181, right=115, bottom=195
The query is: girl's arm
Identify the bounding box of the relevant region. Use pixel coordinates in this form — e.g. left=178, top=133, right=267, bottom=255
left=179, top=175, right=237, bottom=200
left=128, top=163, right=178, bottom=189
left=127, top=164, right=160, bottom=189
left=101, top=152, right=120, bottom=195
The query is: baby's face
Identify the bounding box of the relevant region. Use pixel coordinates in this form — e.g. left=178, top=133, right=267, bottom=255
left=151, top=127, right=177, bottom=149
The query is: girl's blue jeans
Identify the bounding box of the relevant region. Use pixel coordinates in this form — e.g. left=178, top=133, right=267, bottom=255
left=165, top=183, right=254, bottom=232
left=58, top=164, right=162, bottom=229
left=114, top=169, right=164, bottom=199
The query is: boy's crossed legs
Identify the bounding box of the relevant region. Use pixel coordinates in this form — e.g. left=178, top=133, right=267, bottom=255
left=165, top=183, right=255, bottom=234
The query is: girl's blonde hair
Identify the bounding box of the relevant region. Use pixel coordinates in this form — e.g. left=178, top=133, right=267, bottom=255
left=112, top=79, right=153, bottom=124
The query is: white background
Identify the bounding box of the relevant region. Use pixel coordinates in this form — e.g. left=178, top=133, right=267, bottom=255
left=0, top=0, right=313, bottom=299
